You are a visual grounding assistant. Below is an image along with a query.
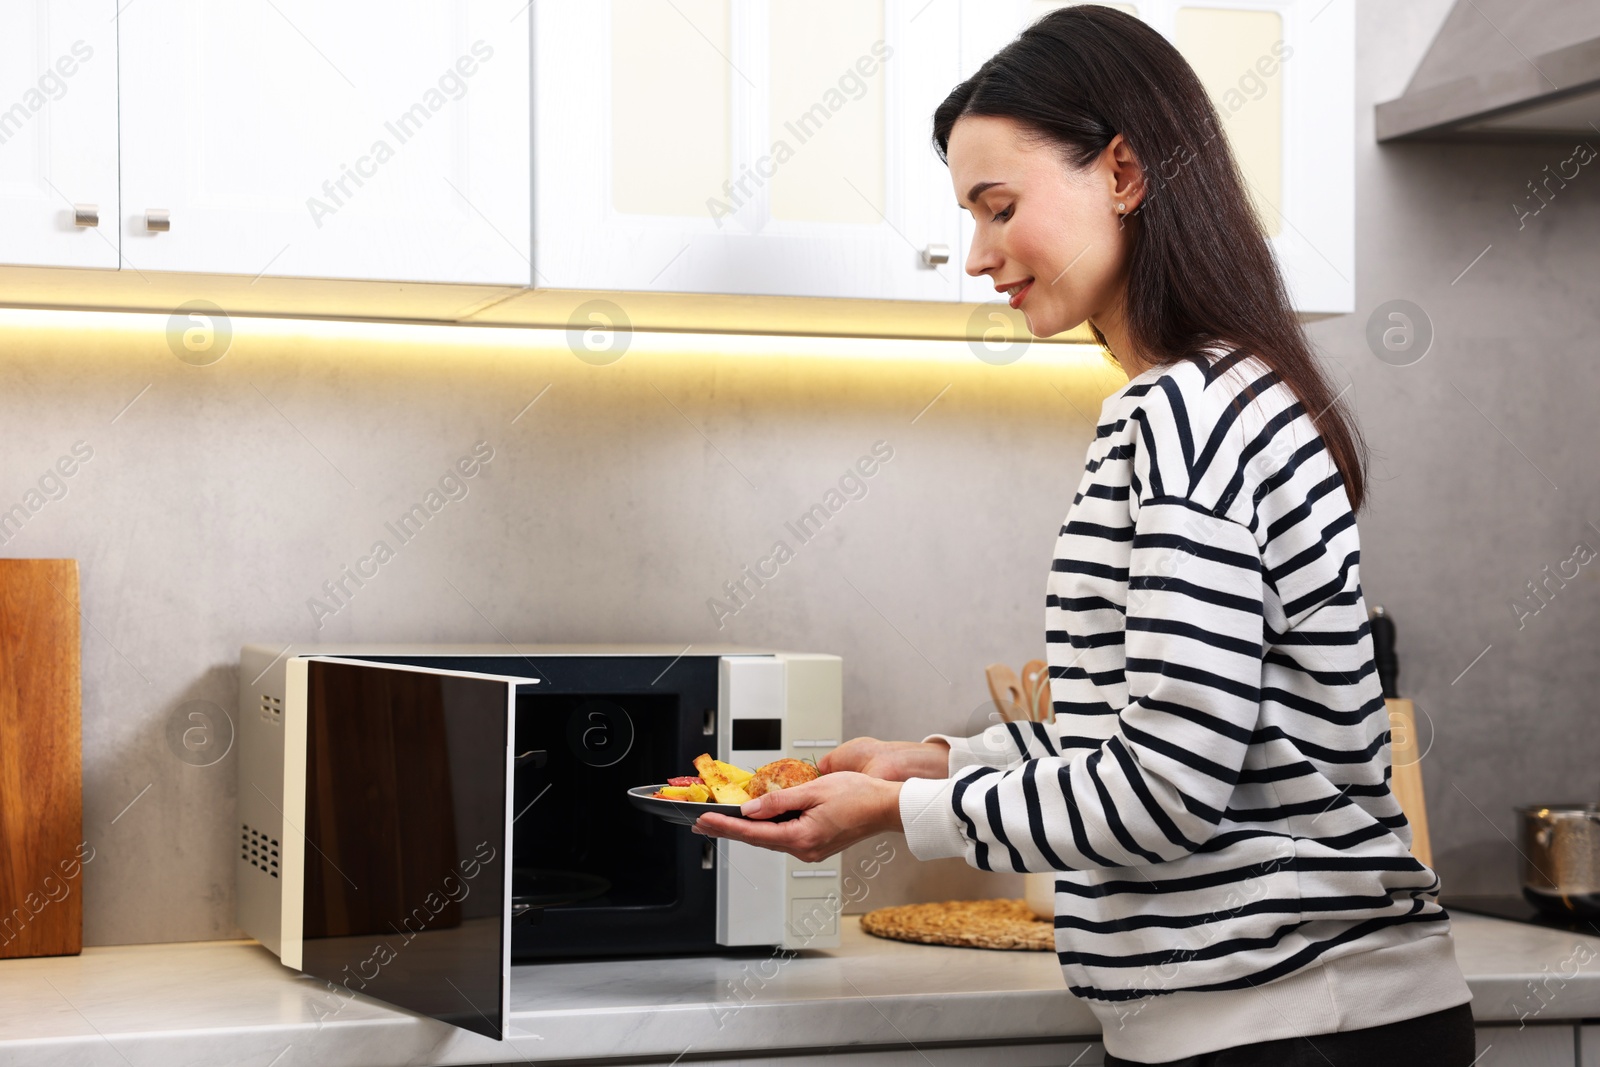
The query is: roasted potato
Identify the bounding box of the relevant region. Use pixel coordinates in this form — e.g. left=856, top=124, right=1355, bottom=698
left=693, top=753, right=754, bottom=786
left=656, top=783, right=711, bottom=802
left=689, top=753, right=753, bottom=803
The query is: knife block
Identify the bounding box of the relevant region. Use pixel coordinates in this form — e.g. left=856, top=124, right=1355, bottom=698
left=0, top=559, right=84, bottom=959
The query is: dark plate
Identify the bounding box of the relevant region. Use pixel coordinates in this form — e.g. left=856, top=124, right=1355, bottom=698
left=626, top=784, right=801, bottom=826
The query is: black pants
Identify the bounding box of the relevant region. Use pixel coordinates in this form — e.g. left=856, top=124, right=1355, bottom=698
left=1103, top=1002, right=1476, bottom=1066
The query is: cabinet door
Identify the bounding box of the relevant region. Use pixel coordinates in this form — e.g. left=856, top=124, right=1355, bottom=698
left=0, top=1, right=118, bottom=269
left=958, top=0, right=1352, bottom=316
left=1165, top=0, right=1353, bottom=316
left=281, top=656, right=530, bottom=1040
left=1476, top=1024, right=1577, bottom=1066
left=118, top=1, right=530, bottom=284
left=535, top=0, right=963, bottom=301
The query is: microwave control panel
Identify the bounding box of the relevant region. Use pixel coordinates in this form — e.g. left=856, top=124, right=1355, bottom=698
left=717, top=653, right=844, bottom=950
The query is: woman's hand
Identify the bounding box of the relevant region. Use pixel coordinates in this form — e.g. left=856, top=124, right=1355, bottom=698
left=692, top=771, right=903, bottom=863
left=818, top=737, right=951, bottom=782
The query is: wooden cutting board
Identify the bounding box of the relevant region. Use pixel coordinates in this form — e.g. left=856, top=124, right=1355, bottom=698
left=1386, top=697, right=1433, bottom=869
left=0, top=559, right=84, bottom=959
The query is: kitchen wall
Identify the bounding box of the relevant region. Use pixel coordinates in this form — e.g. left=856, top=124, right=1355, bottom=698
left=1, top=0, right=1594, bottom=948
left=1349, top=0, right=1600, bottom=896
left=1, top=310, right=1126, bottom=945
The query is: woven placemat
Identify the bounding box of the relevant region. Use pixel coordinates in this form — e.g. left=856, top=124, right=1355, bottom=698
left=860, top=898, right=1054, bottom=951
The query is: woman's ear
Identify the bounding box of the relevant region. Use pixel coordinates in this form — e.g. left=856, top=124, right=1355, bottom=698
left=1105, top=133, right=1148, bottom=215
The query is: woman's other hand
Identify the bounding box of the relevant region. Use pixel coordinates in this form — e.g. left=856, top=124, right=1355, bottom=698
left=693, top=771, right=901, bottom=863
left=818, top=737, right=951, bottom=781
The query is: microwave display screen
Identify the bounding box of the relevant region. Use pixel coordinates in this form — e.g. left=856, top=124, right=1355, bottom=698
left=300, top=658, right=511, bottom=1040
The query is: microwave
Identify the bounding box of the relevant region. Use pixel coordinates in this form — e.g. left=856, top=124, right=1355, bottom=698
left=236, top=643, right=843, bottom=1039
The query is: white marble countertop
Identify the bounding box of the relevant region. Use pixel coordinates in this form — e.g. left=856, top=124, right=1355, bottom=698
left=3, top=912, right=1599, bottom=1066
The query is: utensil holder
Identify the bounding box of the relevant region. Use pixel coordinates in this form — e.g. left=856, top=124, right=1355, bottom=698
left=1023, top=872, right=1055, bottom=920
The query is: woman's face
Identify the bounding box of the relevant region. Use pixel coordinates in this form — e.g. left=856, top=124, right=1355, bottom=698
left=947, top=114, right=1144, bottom=340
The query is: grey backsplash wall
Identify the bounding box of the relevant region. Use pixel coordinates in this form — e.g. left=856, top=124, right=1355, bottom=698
left=3, top=0, right=1596, bottom=947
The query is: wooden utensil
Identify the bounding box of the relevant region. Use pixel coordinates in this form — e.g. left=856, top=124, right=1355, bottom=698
left=984, top=663, right=1027, bottom=723
left=0, top=559, right=83, bottom=959
left=1020, top=659, right=1050, bottom=722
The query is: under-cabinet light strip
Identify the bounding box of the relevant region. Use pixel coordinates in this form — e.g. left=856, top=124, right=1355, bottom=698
left=0, top=306, right=1108, bottom=368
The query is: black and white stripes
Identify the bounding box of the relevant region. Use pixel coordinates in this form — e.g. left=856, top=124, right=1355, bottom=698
left=898, top=346, right=1471, bottom=1060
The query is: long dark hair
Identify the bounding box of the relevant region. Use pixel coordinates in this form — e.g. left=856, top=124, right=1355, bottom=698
left=932, top=5, right=1367, bottom=512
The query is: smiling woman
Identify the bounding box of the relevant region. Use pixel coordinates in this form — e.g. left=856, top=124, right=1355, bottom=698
left=693, top=6, right=1478, bottom=1067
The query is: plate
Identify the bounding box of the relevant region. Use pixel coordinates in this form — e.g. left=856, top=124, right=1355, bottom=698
left=626, top=785, right=801, bottom=826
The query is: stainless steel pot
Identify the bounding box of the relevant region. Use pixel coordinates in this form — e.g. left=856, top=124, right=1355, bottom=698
left=1516, top=804, right=1600, bottom=918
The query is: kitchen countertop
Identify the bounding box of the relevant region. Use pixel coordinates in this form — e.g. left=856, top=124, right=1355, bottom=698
left=4, top=911, right=1599, bottom=1066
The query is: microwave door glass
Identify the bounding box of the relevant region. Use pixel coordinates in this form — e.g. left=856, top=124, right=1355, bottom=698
left=295, top=657, right=518, bottom=1040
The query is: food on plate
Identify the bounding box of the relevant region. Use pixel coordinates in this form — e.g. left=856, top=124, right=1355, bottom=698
left=694, top=753, right=756, bottom=805
left=694, top=754, right=754, bottom=786
left=745, top=758, right=820, bottom=798
left=649, top=754, right=817, bottom=806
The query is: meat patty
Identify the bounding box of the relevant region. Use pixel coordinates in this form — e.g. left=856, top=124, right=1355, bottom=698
left=745, top=758, right=819, bottom=798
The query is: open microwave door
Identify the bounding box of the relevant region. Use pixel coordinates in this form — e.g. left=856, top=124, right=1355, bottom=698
left=279, top=655, right=533, bottom=1040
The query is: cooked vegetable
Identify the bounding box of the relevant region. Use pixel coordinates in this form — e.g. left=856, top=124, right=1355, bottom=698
left=656, top=783, right=711, bottom=803
left=693, top=753, right=752, bottom=804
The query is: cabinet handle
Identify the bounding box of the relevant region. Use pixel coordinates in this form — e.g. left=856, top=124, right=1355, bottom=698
left=920, top=243, right=950, bottom=266
left=74, top=204, right=99, bottom=228
left=146, top=209, right=171, bottom=233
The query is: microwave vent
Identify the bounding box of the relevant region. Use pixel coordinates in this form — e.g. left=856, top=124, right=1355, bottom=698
left=241, top=823, right=279, bottom=878
left=260, top=694, right=283, bottom=726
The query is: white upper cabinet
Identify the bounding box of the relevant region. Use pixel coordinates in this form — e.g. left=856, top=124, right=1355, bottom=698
left=0, top=1, right=119, bottom=270
left=1, top=0, right=1350, bottom=315
left=117, top=0, right=530, bottom=285
left=959, top=0, right=1353, bottom=316
left=1170, top=0, right=1353, bottom=317
left=535, top=0, right=965, bottom=301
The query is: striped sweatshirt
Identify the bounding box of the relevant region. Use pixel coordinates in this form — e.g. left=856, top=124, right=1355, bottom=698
left=899, top=346, right=1471, bottom=1063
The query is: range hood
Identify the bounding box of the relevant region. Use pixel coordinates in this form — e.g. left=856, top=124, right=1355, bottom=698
left=1376, top=0, right=1600, bottom=142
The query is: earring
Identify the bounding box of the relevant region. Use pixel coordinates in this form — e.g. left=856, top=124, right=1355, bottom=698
left=1116, top=202, right=1126, bottom=213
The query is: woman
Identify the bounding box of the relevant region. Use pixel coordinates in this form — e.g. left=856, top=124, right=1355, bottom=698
left=693, top=7, right=1476, bottom=1064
